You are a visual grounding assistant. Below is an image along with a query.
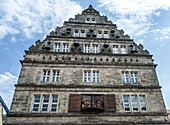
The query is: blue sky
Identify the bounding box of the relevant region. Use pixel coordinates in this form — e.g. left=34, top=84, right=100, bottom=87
left=0, top=0, right=170, bottom=110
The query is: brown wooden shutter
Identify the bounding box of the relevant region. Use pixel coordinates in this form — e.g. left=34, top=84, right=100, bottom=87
left=69, top=94, right=81, bottom=112
left=104, top=94, right=116, bottom=112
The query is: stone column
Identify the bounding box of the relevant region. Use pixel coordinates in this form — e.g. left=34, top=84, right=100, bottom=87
left=0, top=103, right=2, bottom=125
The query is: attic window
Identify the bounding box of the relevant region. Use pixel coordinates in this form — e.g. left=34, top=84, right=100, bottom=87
left=86, top=18, right=90, bottom=23
left=80, top=30, right=85, bottom=37
left=74, top=29, right=79, bottom=37
left=92, top=18, right=96, bottom=23
left=74, top=29, right=79, bottom=33
left=97, top=31, right=102, bottom=38
left=104, top=31, right=109, bottom=38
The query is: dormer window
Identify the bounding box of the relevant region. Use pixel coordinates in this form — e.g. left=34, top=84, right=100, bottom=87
left=74, top=29, right=79, bottom=37
left=80, top=30, right=86, bottom=37
left=97, top=31, right=102, bottom=38
left=92, top=18, right=96, bottom=23
left=104, top=31, right=109, bottom=38
left=86, top=18, right=90, bottom=23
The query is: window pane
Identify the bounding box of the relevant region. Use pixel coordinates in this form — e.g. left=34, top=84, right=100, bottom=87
left=131, top=72, right=138, bottom=84
left=33, top=104, right=39, bottom=111
left=34, top=95, right=40, bottom=103
left=122, top=72, right=129, bottom=83
left=123, top=95, right=130, bottom=111
left=131, top=95, right=139, bottom=112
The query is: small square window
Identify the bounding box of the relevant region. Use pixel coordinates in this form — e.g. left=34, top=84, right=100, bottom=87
left=92, top=18, right=95, bottom=22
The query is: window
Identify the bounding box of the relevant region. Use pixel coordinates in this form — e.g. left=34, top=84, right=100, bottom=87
left=113, top=45, right=119, bottom=54
left=52, top=70, right=60, bottom=82
left=81, top=95, right=104, bottom=109
left=32, top=95, right=41, bottom=112
left=51, top=95, right=58, bottom=112
left=131, top=95, right=138, bottom=111
left=74, top=29, right=79, bottom=37
left=122, top=71, right=139, bottom=84
left=131, top=72, right=138, bottom=83
left=41, top=95, right=49, bottom=112
left=54, top=43, right=61, bottom=52
left=83, top=70, right=99, bottom=82
left=32, top=94, right=58, bottom=112
left=84, top=44, right=90, bottom=53
left=43, top=70, right=50, bottom=82
left=92, top=71, right=99, bottom=82
left=123, top=95, right=147, bottom=112
left=123, top=95, right=130, bottom=112
left=97, top=31, right=102, bottom=38
left=92, top=18, right=96, bottom=23
left=42, top=69, right=60, bottom=82
left=63, top=43, right=69, bottom=52
left=139, top=95, right=147, bottom=111
left=92, top=44, right=99, bottom=53
left=122, top=71, right=129, bottom=83
left=84, top=71, right=91, bottom=82
left=80, top=30, right=86, bottom=37
left=104, top=31, right=109, bottom=38
left=121, top=45, right=126, bottom=54
left=69, top=94, right=116, bottom=112
left=86, top=18, right=90, bottom=23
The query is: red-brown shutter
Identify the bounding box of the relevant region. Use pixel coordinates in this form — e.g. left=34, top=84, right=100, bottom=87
left=104, top=94, right=116, bottom=112
left=69, top=94, right=81, bottom=112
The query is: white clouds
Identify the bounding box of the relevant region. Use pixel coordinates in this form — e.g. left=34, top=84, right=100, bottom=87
left=98, top=0, right=170, bottom=39
left=0, top=72, right=17, bottom=109
left=0, top=0, right=82, bottom=41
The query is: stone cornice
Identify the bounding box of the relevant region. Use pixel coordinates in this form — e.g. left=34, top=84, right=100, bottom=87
left=15, top=83, right=162, bottom=90
left=7, top=112, right=168, bottom=117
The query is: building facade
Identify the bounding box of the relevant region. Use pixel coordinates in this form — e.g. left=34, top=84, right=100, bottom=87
left=6, top=5, right=169, bottom=125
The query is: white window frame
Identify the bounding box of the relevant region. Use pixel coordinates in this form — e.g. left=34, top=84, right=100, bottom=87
left=92, top=71, right=99, bottom=82
left=84, top=44, right=90, bottom=53
left=131, top=95, right=139, bottom=112
left=139, top=95, right=147, bottom=112
left=83, top=70, right=91, bottom=82
left=123, top=94, right=147, bottom=112
left=43, top=70, right=50, bottom=82
left=131, top=71, right=138, bottom=84
left=80, top=30, right=86, bottom=37
left=32, top=94, right=59, bottom=113
left=50, top=95, right=58, bottom=112
left=41, top=95, right=50, bottom=112
left=92, top=44, right=99, bottom=53
left=113, top=45, right=119, bottom=54
left=120, top=45, right=126, bottom=54
left=63, top=43, right=69, bottom=52
left=74, top=29, right=79, bottom=37
left=91, top=18, right=96, bottom=23
left=86, top=18, right=90, bottom=23
left=54, top=43, right=61, bottom=52
left=97, top=31, right=102, bottom=38
left=104, top=31, right=109, bottom=38
left=83, top=70, right=100, bottom=82
left=52, top=70, right=60, bottom=82
left=32, top=95, right=41, bottom=112
left=123, top=95, right=131, bottom=112
left=122, top=71, right=129, bottom=83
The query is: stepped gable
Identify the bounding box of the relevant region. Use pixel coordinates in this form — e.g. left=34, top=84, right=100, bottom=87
left=28, top=5, right=149, bottom=55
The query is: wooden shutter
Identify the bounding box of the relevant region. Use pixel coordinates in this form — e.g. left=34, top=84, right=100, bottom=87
left=104, top=94, right=116, bottom=112
left=69, top=94, right=81, bottom=112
